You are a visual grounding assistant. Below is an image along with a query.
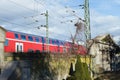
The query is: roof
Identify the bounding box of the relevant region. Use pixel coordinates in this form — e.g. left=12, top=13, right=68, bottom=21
left=5, top=27, right=67, bottom=43
left=0, top=26, right=7, bottom=32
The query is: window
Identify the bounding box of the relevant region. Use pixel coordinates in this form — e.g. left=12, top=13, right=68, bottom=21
left=61, top=41, right=64, bottom=45
left=44, top=38, right=46, bottom=43
left=15, top=34, right=19, bottom=39
left=50, top=39, right=52, bottom=44
left=54, top=40, right=56, bottom=45
left=42, top=37, right=45, bottom=43
left=52, top=40, right=54, bottom=44
left=56, top=40, right=59, bottom=45
left=35, top=37, right=39, bottom=42
left=28, top=36, right=33, bottom=41
left=39, top=38, right=42, bottom=42
left=15, top=42, right=23, bottom=52
left=28, top=49, right=34, bottom=53
left=21, top=35, right=26, bottom=40
left=4, top=39, right=9, bottom=46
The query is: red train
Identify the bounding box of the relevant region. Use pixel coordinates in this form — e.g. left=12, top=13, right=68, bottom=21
left=1, top=27, right=86, bottom=55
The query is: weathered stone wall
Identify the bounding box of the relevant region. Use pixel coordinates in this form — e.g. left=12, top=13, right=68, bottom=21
left=49, top=55, right=76, bottom=80
left=90, top=42, right=111, bottom=73
left=31, top=54, right=77, bottom=80
left=0, top=27, right=6, bottom=69
left=30, top=53, right=91, bottom=80
left=88, top=34, right=120, bottom=74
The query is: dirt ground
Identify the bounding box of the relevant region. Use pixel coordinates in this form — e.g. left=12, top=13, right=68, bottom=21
left=95, top=71, right=120, bottom=80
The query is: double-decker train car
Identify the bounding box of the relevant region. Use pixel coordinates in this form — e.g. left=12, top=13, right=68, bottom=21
left=0, top=26, right=86, bottom=54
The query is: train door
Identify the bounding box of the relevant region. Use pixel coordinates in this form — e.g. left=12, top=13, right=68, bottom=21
left=15, top=42, right=23, bottom=52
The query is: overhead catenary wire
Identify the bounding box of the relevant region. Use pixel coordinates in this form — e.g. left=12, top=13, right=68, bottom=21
left=0, top=0, right=82, bottom=42
left=0, top=0, right=44, bottom=23
left=0, top=18, right=36, bottom=28
left=7, top=0, right=38, bottom=13
left=0, top=18, right=70, bottom=41
left=0, top=18, right=70, bottom=40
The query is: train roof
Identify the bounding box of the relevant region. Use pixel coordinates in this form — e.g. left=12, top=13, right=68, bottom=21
left=7, top=29, right=68, bottom=43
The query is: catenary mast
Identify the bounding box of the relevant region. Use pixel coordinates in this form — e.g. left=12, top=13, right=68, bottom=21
left=84, top=0, right=91, bottom=40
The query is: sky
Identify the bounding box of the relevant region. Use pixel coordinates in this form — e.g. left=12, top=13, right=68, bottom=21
left=0, top=0, right=120, bottom=43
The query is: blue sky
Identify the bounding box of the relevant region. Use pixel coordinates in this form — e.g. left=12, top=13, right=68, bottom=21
left=0, top=0, right=120, bottom=43
left=89, top=0, right=120, bottom=42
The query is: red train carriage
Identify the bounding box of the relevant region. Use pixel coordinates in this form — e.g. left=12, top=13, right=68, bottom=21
left=1, top=27, right=86, bottom=55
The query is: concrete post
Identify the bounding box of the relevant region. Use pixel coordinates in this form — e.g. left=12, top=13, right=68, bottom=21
left=0, top=26, right=6, bottom=70
left=0, top=43, right=5, bottom=68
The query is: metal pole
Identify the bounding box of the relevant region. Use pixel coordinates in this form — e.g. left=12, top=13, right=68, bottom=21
left=84, top=0, right=93, bottom=79
left=84, top=0, right=91, bottom=40
left=45, top=10, right=49, bottom=53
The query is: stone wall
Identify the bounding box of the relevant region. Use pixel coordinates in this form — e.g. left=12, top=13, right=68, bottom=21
left=30, top=53, right=91, bottom=80
left=0, top=27, right=6, bottom=69
left=31, top=54, right=77, bottom=80
left=88, top=34, right=120, bottom=74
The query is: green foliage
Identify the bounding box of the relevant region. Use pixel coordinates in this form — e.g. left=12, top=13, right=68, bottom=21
left=31, top=53, right=54, bottom=80
left=83, top=63, right=91, bottom=80
left=66, top=55, right=92, bottom=80
left=74, top=55, right=84, bottom=80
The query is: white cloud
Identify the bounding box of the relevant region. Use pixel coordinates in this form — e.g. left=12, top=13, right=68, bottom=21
left=0, top=0, right=120, bottom=42
left=113, top=36, right=120, bottom=44
left=0, top=0, right=79, bottom=41
left=90, top=9, right=120, bottom=38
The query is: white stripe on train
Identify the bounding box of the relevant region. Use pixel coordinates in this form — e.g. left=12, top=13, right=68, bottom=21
left=6, top=38, right=69, bottom=48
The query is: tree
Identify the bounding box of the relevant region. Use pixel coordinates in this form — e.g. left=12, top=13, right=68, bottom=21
left=74, top=55, right=84, bottom=80
left=66, top=55, right=92, bottom=80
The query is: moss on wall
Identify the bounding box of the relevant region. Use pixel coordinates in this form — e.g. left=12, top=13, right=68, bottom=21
left=31, top=53, right=77, bottom=80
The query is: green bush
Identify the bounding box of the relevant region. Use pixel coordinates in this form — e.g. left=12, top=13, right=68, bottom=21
left=66, top=55, right=92, bottom=80
left=74, top=55, right=84, bottom=80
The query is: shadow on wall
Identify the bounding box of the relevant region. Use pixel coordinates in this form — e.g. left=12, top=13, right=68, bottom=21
left=9, top=52, right=56, bottom=80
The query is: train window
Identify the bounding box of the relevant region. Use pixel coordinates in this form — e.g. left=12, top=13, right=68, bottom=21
left=56, top=40, right=59, bottom=45
left=42, top=37, right=46, bottom=43
left=35, top=37, right=39, bottom=42
left=28, top=36, right=33, bottom=41
left=28, top=49, right=34, bottom=53
left=61, top=41, right=64, bottom=45
left=42, top=37, right=45, bottom=43
left=35, top=50, right=40, bottom=53
left=60, top=41, right=62, bottom=45
left=15, top=34, right=19, bottom=39
left=52, top=40, right=54, bottom=44
left=44, top=38, right=46, bottom=43
left=21, top=35, right=26, bottom=40
left=54, top=40, right=56, bottom=45
left=4, top=39, right=9, bottom=46
left=50, top=39, right=52, bottom=44
left=39, top=38, right=42, bottom=42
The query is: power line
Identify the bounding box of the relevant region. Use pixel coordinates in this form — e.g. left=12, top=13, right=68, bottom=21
left=7, top=0, right=37, bottom=13
left=1, top=17, right=71, bottom=41
left=0, top=18, right=33, bottom=28
left=35, top=26, right=71, bottom=40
